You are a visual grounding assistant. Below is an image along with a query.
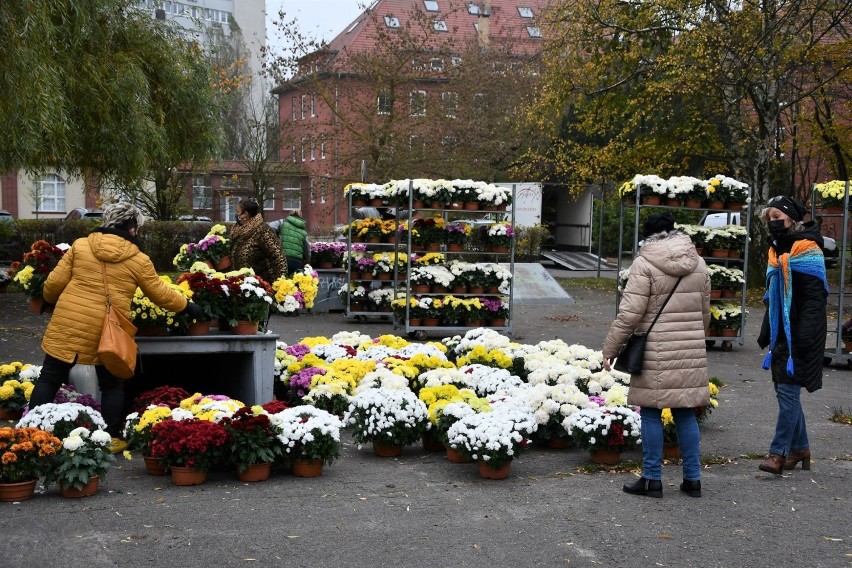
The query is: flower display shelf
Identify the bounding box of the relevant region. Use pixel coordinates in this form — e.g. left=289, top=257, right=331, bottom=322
left=812, top=180, right=852, bottom=367
left=616, top=178, right=752, bottom=351
left=396, top=180, right=516, bottom=340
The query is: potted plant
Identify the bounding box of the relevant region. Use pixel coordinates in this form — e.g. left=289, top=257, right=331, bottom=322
left=223, top=271, right=274, bottom=331
left=521, top=383, right=586, bottom=448
left=310, top=242, right=347, bottom=268
left=447, top=399, right=538, bottom=479
left=130, top=386, right=191, bottom=414
left=707, top=265, right=727, bottom=297
left=345, top=387, right=429, bottom=457
left=220, top=406, right=281, bottom=481
left=303, top=383, right=351, bottom=417
left=367, top=288, right=395, bottom=312
left=0, top=362, right=37, bottom=420
left=482, top=297, right=509, bottom=326
left=618, top=180, right=637, bottom=204
left=411, top=216, right=447, bottom=249
left=485, top=222, right=515, bottom=252
left=123, top=405, right=177, bottom=474
left=0, top=427, right=62, bottom=502
left=565, top=406, right=641, bottom=465
left=272, top=406, right=342, bottom=477
left=17, top=402, right=108, bottom=440
left=130, top=275, right=190, bottom=335
left=446, top=223, right=471, bottom=251
left=45, top=426, right=115, bottom=497
left=710, top=303, right=744, bottom=336
left=631, top=174, right=670, bottom=205
left=9, top=240, right=68, bottom=312
left=149, top=418, right=231, bottom=485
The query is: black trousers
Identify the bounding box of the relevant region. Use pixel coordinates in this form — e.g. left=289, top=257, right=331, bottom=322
left=28, top=353, right=125, bottom=437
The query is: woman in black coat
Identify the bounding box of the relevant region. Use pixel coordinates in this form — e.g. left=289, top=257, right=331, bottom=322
left=757, top=196, right=827, bottom=475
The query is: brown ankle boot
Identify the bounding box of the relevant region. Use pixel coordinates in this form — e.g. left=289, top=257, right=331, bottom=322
left=759, top=453, right=785, bottom=475
left=783, top=448, right=811, bottom=470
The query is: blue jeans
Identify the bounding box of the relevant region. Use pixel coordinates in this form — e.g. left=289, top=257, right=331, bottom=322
left=769, top=382, right=809, bottom=456
left=640, top=407, right=701, bottom=482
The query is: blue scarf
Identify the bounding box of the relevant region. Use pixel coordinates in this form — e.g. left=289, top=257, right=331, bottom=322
left=763, top=239, right=829, bottom=376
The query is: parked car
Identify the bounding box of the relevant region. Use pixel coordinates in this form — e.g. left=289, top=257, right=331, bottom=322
left=700, top=211, right=837, bottom=267
left=0, top=209, right=13, bottom=222
left=65, top=208, right=103, bottom=221
left=177, top=215, right=213, bottom=225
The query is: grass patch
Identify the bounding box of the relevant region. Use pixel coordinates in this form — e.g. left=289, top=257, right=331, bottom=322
left=740, top=452, right=765, bottom=460
left=556, top=277, right=616, bottom=293
left=829, top=406, right=852, bottom=426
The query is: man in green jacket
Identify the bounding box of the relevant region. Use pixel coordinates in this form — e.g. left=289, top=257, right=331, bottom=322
left=279, top=210, right=310, bottom=274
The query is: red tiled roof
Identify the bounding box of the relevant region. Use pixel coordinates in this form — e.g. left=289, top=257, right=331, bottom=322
left=325, top=0, right=547, bottom=57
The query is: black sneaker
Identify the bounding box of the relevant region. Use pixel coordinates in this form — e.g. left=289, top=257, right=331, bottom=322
left=623, top=477, right=663, bottom=498
left=679, top=479, right=702, bottom=498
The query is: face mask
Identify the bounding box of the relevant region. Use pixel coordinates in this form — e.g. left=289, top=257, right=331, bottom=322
left=768, top=219, right=789, bottom=238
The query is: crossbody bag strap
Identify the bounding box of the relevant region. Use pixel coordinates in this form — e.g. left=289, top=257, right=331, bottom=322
left=645, top=276, right=683, bottom=335
left=100, top=261, right=112, bottom=309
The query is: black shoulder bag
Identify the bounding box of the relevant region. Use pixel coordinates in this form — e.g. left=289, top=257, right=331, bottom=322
left=613, top=276, right=683, bottom=374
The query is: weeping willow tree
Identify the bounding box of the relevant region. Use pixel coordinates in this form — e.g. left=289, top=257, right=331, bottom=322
left=0, top=0, right=223, bottom=219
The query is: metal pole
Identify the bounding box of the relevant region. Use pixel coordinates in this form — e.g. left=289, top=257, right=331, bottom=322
left=360, top=160, right=367, bottom=184
left=596, top=186, right=605, bottom=278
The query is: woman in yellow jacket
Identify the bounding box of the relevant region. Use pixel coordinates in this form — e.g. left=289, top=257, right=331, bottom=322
left=28, top=203, right=204, bottom=442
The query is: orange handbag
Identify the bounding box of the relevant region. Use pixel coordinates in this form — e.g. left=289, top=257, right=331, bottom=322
left=97, top=262, right=138, bottom=379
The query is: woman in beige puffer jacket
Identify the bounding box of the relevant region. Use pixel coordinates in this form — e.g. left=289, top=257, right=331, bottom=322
left=28, top=204, right=202, bottom=438
left=603, top=212, right=710, bottom=499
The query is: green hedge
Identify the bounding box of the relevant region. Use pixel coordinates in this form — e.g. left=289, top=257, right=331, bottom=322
left=0, top=220, right=213, bottom=272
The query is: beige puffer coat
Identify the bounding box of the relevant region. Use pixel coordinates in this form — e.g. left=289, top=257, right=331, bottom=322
left=41, top=231, right=188, bottom=365
left=603, top=232, right=711, bottom=409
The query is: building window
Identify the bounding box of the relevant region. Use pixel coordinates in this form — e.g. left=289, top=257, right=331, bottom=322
left=518, top=7, right=534, bottom=18
left=220, top=196, right=239, bottom=223
left=310, top=94, right=316, bottom=117
left=320, top=134, right=326, bottom=159
left=441, top=92, right=458, bottom=118
left=291, top=145, right=297, bottom=163
left=292, top=96, right=297, bottom=121
left=377, top=90, right=392, bottom=115
left=424, top=0, right=439, bottom=11
left=300, top=95, right=306, bottom=119
left=282, top=187, right=301, bottom=210
left=434, top=20, right=448, bottom=32
left=430, top=58, right=444, bottom=72
left=301, top=136, right=307, bottom=161
left=384, top=15, right=400, bottom=28
left=310, top=137, right=316, bottom=161
left=527, top=26, right=542, bottom=38
left=467, top=3, right=480, bottom=15
left=36, top=174, right=66, bottom=212
left=192, top=176, right=212, bottom=209
left=410, top=90, right=427, bottom=117
left=263, top=194, right=274, bottom=211
left=451, top=56, right=462, bottom=66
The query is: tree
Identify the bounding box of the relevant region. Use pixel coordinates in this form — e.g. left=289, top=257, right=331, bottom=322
left=0, top=0, right=222, bottom=194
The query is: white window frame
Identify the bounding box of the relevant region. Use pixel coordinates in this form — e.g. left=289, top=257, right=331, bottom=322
left=434, top=20, right=448, bottom=32
left=430, top=58, right=444, bottom=72
left=310, top=94, right=316, bottom=117
left=377, top=91, right=392, bottom=115
left=310, top=137, right=316, bottom=161
left=36, top=174, right=66, bottom=212
left=424, top=0, right=439, bottom=11
left=384, top=15, right=400, bottom=28
left=292, top=96, right=297, bottom=121
left=320, top=134, right=327, bottom=159
left=263, top=194, right=274, bottom=211
left=281, top=187, right=301, bottom=210
left=518, top=7, right=534, bottom=18
left=441, top=91, right=458, bottom=118
left=467, top=3, right=480, bottom=15
left=300, top=95, right=306, bottom=119
left=527, top=26, right=542, bottom=38
left=192, top=175, right=212, bottom=209
left=301, top=136, right=307, bottom=161
left=221, top=196, right=239, bottom=223
left=410, top=90, right=427, bottom=117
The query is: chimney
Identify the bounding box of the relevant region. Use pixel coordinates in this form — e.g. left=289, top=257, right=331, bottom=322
left=477, top=0, right=491, bottom=49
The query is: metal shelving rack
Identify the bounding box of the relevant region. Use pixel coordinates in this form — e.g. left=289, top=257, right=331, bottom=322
left=616, top=184, right=753, bottom=350
left=396, top=180, right=516, bottom=340
left=812, top=181, right=852, bottom=367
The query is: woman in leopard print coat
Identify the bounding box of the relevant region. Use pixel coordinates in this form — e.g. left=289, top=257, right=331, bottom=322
left=230, top=198, right=287, bottom=284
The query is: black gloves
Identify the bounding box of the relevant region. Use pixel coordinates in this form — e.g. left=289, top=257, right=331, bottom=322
left=183, top=301, right=206, bottom=322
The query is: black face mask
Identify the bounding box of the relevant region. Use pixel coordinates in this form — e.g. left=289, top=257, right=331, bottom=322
left=768, top=219, right=789, bottom=238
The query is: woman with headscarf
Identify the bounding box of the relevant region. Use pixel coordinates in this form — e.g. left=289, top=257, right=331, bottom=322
left=28, top=203, right=205, bottom=447
left=757, top=195, right=827, bottom=475
left=602, top=212, right=711, bottom=498
left=230, top=198, right=287, bottom=284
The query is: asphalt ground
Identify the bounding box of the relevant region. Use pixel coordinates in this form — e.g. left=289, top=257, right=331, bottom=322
left=0, top=275, right=850, bottom=568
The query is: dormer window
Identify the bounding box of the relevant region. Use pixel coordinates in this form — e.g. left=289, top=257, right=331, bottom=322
left=518, top=7, right=534, bottom=18
left=384, top=15, right=400, bottom=28
left=527, top=26, right=542, bottom=38
left=467, top=3, right=480, bottom=15
left=434, top=19, right=448, bottom=31
left=424, top=0, right=439, bottom=11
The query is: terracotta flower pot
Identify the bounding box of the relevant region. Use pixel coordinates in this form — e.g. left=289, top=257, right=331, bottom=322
left=488, top=318, right=506, bottom=327
left=545, top=436, right=571, bottom=450
left=589, top=449, right=621, bottom=465
left=464, top=320, right=484, bottom=328
left=642, top=195, right=662, bottom=205
left=231, top=321, right=258, bottom=335
left=412, top=199, right=426, bottom=209
left=352, top=198, right=367, bottom=207
left=710, top=249, right=729, bottom=258
left=422, top=318, right=440, bottom=327
left=706, top=200, right=725, bottom=210
left=478, top=460, right=511, bottom=480
left=0, top=408, right=24, bottom=421
left=710, top=289, right=722, bottom=298
left=349, top=302, right=364, bottom=312
left=0, top=479, right=37, bottom=502
left=408, top=318, right=422, bottom=327
left=170, top=465, right=207, bottom=486
left=446, top=446, right=471, bottom=463
left=144, top=456, right=168, bottom=476
left=663, top=444, right=681, bottom=460
left=720, top=327, right=738, bottom=337
left=726, top=202, right=744, bottom=211
left=464, top=201, right=480, bottom=211
left=422, top=431, right=445, bottom=452
left=186, top=320, right=210, bottom=336
left=370, top=198, right=384, bottom=207
left=60, top=475, right=99, bottom=498
left=451, top=285, right=467, bottom=294
left=412, top=284, right=431, bottom=293
left=468, top=286, right=485, bottom=295
left=449, top=202, right=463, bottom=210
left=431, top=285, right=449, bottom=293
left=236, top=462, right=272, bottom=482
left=292, top=459, right=324, bottom=477
left=490, top=246, right=509, bottom=254
left=684, top=198, right=703, bottom=209
left=318, top=261, right=334, bottom=269
left=447, top=243, right=464, bottom=252
left=28, top=296, right=54, bottom=314
left=665, top=198, right=681, bottom=207
left=372, top=442, right=402, bottom=457
left=721, top=289, right=737, bottom=298
left=215, top=256, right=232, bottom=271
left=377, top=273, right=392, bottom=281
left=430, top=200, right=443, bottom=209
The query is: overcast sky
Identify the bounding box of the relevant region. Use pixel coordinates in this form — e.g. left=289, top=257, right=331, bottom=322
left=266, top=0, right=366, bottom=54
